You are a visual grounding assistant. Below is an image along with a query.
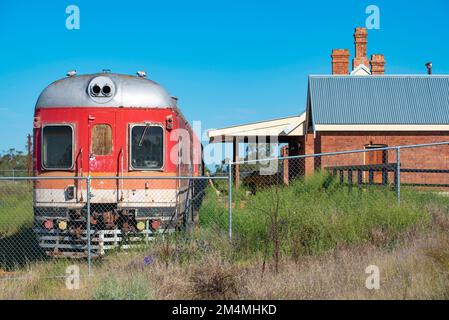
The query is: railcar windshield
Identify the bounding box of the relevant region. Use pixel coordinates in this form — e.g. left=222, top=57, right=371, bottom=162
left=42, top=125, right=73, bottom=169
left=130, top=125, right=163, bottom=170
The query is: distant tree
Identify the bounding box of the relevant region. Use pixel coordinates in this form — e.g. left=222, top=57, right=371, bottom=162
left=0, top=137, right=30, bottom=174
left=213, top=158, right=230, bottom=175
left=242, top=143, right=276, bottom=175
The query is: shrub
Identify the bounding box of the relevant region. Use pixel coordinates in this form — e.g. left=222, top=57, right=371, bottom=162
left=189, top=256, right=244, bottom=299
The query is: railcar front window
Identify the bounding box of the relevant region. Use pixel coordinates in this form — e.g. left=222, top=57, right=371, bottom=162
left=131, top=125, right=163, bottom=170
left=42, top=125, right=73, bottom=169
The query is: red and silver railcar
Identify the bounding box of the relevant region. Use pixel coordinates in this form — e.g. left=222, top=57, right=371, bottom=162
left=33, top=71, right=203, bottom=257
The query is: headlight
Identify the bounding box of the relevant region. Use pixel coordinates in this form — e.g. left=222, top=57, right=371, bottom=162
left=58, top=220, right=68, bottom=231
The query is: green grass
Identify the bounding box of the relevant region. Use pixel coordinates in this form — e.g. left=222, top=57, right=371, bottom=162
left=200, top=171, right=449, bottom=258
left=0, top=182, right=44, bottom=270
left=0, top=181, right=33, bottom=237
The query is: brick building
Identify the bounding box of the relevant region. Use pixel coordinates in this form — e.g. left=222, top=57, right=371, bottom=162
left=305, top=27, right=449, bottom=184
left=304, top=74, right=449, bottom=184
left=208, top=27, right=449, bottom=185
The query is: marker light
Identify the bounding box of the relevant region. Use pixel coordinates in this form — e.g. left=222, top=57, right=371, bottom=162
left=58, top=220, right=68, bottom=231
left=151, top=220, right=161, bottom=230
left=43, top=219, right=54, bottom=230
left=136, top=221, right=146, bottom=231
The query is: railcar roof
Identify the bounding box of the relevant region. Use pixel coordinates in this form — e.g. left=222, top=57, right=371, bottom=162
left=35, top=73, right=177, bottom=109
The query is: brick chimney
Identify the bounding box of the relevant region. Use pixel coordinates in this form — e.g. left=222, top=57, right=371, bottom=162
left=371, top=54, right=385, bottom=75
left=331, top=49, right=350, bottom=75
left=352, top=27, right=370, bottom=70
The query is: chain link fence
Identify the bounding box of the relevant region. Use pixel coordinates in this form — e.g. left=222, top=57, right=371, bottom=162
left=1, top=141, right=448, bottom=283
left=0, top=170, right=29, bottom=178
left=232, top=141, right=449, bottom=200
left=0, top=175, right=231, bottom=280
left=227, top=141, right=449, bottom=256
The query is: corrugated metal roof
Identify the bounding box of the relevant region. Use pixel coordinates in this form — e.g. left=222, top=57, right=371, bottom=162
left=308, top=75, right=449, bottom=125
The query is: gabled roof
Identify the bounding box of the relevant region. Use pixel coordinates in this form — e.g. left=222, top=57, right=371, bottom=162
left=350, top=64, right=371, bottom=76
left=307, top=75, right=449, bottom=130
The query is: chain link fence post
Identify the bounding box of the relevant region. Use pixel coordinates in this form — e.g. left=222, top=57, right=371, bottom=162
left=228, top=162, right=233, bottom=241
left=86, top=176, right=92, bottom=275
left=396, top=147, right=401, bottom=205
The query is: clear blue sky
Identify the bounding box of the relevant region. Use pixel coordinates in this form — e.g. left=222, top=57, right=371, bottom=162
left=0, top=0, right=448, bottom=153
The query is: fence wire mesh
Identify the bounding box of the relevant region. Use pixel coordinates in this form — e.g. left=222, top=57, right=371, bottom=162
left=0, top=176, right=230, bottom=281
left=235, top=148, right=395, bottom=193
left=1, top=141, right=449, bottom=284
left=228, top=142, right=449, bottom=256
left=0, top=170, right=29, bottom=178
left=233, top=142, right=449, bottom=194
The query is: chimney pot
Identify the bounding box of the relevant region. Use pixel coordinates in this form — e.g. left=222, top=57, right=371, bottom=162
left=331, top=49, right=350, bottom=75
left=352, top=27, right=370, bottom=70
left=370, top=54, right=386, bottom=75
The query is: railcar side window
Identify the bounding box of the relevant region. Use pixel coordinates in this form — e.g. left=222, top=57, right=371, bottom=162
left=130, top=125, right=163, bottom=170
left=91, top=124, right=112, bottom=156
left=42, top=125, right=73, bottom=169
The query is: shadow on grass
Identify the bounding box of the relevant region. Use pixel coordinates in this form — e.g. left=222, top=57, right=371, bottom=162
left=0, top=226, right=47, bottom=271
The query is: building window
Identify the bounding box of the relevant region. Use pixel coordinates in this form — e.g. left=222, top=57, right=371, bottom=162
left=130, top=125, right=164, bottom=170
left=42, top=125, right=73, bottom=169
left=91, top=124, right=112, bottom=156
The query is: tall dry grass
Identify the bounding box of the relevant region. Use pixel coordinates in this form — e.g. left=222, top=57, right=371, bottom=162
left=1, top=224, right=449, bottom=299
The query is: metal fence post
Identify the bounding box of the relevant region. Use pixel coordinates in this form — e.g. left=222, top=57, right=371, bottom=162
left=86, top=176, right=92, bottom=275
left=396, top=147, right=401, bottom=204
left=228, top=162, right=233, bottom=241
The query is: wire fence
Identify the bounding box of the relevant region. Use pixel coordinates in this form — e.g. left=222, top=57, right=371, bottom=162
left=224, top=141, right=449, bottom=264
left=231, top=141, right=449, bottom=204
left=1, top=141, right=449, bottom=283
left=0, top=170, right=29, bottom=178
left=0, top=175, right=231, bottom=280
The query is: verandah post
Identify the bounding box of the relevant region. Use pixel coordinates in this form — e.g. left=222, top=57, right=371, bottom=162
left=396, top=147, right=401, bottom=204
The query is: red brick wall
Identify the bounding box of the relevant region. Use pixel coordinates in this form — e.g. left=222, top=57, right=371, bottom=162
left=308, top=131, right=449, bottom=185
